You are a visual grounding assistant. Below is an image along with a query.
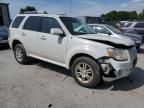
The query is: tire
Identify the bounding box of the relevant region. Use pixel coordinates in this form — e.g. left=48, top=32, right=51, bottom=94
left=14, top=44, right=29, bottom=64
left=71, top=57, right=102, bottom=88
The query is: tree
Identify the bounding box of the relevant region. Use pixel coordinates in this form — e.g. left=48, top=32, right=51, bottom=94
left=138, top=9, right=144, bottom=20
left=101, top=11, right=118, bottom=22
left=20, top=6, right=37, bottom=14
left=129, top=11, right=137, bottom=21
left=101, top=10, right=138, bottom=22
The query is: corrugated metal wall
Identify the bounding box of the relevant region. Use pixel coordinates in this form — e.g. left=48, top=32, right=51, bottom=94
left=0, top=4, right=10, bottom=27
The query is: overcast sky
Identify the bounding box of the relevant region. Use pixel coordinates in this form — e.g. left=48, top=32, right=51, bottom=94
left=1, top=0, right=144, bottom=18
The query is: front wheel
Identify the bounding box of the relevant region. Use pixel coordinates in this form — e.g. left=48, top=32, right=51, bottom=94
left=71, top=57, right=102, bottom=88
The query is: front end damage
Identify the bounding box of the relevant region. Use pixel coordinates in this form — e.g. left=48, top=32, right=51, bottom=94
left=98, top=47, right=137, bottom=81
left=78, top=34, right=137, bottom=81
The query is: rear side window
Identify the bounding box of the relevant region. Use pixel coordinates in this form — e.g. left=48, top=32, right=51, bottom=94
left=23, top=16, right=41, bottom=32
left=134, top=23, right=144, bottom=28
left=11, top=16, right=25, bottom=28
left=41, top=17, right=61, bottom=33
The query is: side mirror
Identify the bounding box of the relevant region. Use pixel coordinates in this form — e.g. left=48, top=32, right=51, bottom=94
left=50, top=28, right=65, bottom=36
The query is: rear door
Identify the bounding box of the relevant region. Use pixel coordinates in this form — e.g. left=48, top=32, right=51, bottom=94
left=21, top=16, right=41, bottom=54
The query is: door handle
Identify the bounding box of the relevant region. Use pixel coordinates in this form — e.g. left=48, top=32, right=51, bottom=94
left=40, top=36, right=47, bottom=40
left=22, top=32, right=26, bottom=36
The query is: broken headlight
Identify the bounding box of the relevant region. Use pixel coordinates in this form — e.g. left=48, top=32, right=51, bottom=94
left=107, top=48, right=128, bottom=61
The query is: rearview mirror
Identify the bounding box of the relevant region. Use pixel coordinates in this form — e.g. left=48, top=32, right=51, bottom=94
left=50, top=28, right=65, bottom=36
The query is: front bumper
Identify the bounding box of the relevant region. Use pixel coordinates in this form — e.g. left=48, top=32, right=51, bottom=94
left=101, top=47, right=137, bottom=81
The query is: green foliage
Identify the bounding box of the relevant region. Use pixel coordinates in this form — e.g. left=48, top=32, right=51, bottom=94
left=20, top=6, right=37, bottom=14
left=138, top=13, right=144, bottom=20
left=101, top=10, right=144, bottom=22
left=137, top=10, right=144, bottom=21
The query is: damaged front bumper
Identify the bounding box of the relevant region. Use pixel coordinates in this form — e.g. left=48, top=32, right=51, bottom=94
left=99, top=47, right=137, bottom=81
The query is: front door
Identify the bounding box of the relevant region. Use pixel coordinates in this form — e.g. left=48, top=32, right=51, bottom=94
left=38, top=17, right=67, bottom=64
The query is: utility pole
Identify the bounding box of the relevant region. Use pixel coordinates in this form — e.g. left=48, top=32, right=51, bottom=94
left=69, top=0, right=71, bottom=16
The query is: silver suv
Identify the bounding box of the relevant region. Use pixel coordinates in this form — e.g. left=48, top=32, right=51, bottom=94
left=120, top=22, right=144, bottom=43
left=9, top=14, right=137, bottom=88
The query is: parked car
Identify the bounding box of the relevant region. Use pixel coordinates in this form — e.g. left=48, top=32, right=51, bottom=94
left=120, top=21, right=144, bottom=43
left=120, top=21, right=129, bottom=27
left=89, top=24, right=142, bottom=50
left=0, top=26, right=8, bottom=44
left=9, top=14, right=137, bottom=88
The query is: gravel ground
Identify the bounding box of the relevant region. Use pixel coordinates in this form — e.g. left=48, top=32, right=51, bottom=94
left=0, top=45, right=144, bottom=108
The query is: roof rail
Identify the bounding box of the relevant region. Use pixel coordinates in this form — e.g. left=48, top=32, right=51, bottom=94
left=56, top=14, right=66, bottom=16
left=23, top=11, right=38, bottom=14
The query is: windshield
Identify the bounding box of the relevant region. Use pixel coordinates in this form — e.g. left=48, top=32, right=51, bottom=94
left=105, top=25, right=121, bottom=34
left=60, top=17, right=96, bottom=35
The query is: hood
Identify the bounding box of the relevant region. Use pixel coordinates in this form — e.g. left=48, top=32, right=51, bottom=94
left=77, top=34, right=135, bottom=49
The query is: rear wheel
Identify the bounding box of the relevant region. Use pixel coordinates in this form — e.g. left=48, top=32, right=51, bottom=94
left=14, top=44, right=29, bottom=64
left=71, top=57, right=102, bottom=88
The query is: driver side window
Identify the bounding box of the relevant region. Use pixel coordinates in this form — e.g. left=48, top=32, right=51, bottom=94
left=41, top=17, right=61, bottom=34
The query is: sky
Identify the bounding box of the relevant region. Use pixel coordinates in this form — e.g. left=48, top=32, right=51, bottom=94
left=1, top=0, right=144, bottom=18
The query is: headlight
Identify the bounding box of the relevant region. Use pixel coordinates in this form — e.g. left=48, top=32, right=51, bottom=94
left=107, top=48, right=128, bottom=61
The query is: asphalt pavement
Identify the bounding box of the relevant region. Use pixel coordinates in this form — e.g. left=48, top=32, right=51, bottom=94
left=0, top=45, right=144, bottom=108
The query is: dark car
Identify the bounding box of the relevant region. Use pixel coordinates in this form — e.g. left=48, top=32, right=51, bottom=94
left=0, top=26, right=8, bottom=44
left=120, top=22, right=144, bottom=43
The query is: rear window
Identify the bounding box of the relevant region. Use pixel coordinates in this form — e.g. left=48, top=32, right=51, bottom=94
left=11, top=16, right=25, bottom=28
left=23, top=16, right=41, bottom=32
left=134, top=23, right=144, bottom=28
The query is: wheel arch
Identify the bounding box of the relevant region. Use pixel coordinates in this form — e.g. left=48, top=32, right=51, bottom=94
left=68, top=53, right=99, bottom=70
left=12, top=40, right=22, bottom=50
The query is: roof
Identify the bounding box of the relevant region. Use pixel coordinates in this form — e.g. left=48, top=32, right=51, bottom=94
left=16, top=13, right=67, bottom=18
left=0, top=3, right=9, bottom=5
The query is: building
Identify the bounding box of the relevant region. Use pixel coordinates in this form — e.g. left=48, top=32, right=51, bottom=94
left=78, top=16, right=105, bottom=24
left=0, top=3, right=11, bottom=27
